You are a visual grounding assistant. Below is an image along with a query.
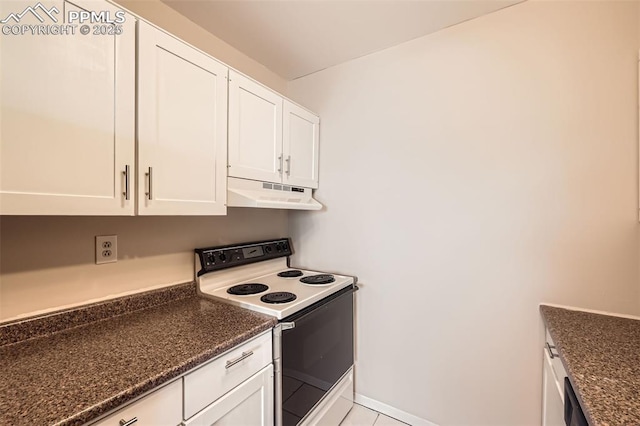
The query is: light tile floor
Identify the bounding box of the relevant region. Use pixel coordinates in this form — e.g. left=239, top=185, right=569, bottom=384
left=340, top=403, right=408, bottom=426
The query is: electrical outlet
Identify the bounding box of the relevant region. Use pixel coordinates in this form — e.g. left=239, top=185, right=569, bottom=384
left=96, top=235, right=117, bottom=265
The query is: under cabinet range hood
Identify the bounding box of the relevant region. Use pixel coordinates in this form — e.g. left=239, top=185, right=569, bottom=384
left=227, top=177, right=322, bottom=210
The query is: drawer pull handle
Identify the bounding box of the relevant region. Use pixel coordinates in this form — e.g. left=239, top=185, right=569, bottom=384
left=546, top=342, right=559, bottom=359
left=122, top=165, right=130, bottom=201
left=119, top=417, right=138, bottom=426
left=225, top=351, right=254, bottom=369
left=145, top=167, right=153, bottom=200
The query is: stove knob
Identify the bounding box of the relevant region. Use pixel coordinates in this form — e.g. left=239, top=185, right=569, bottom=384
left=281, top=242, right=289, bottom=251
left=276, top=243, right=282, bottom=252
left=265, top=246, right=272, bottom=254
left=219, top=252, right=227, bottom=262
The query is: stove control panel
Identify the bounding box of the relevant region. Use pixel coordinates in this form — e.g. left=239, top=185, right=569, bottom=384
left=196, top=238, right=292, bottom=275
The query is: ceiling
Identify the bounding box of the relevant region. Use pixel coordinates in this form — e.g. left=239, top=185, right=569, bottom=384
left=161, top=0, right=523, bottom=81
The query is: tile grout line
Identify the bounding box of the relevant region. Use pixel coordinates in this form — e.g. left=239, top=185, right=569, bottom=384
left=372, top=412, right=380, bottom=426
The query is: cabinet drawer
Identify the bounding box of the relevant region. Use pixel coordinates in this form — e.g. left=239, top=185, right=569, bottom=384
left=92, top=379, right=182, bottom=426
left=184, top=331, right=272, bottom=419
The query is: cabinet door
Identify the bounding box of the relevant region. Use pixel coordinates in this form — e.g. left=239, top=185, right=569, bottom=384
left=137, top=22, right=227, bottom=215
left=542, top=350, right=565, bottom=426
left=0, top=0, right=135, bottom=215
left=184, top=365, right=274, bottom=426
left=228, top=70, right=283, bottom=184
left=282, top=101, right=319, bottom=189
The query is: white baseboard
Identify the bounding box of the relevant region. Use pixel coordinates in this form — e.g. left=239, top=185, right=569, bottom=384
left=354, top=393, right=439, bottom=426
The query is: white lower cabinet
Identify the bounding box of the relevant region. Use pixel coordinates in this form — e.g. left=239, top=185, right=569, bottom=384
left=184, top=365, right=274, bottom=426
left=183, top=331, right=273, bottom=418
left=89, top=331, right=273, bottom=426
left=92, top=379, right=182, bottom=426
left=542, top=331, right=566, bottom=426
left=542, top=352, right=565, bottom=426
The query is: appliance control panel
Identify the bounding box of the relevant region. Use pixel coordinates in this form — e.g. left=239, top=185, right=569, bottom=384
left=196, top=238, right=292, bottom=275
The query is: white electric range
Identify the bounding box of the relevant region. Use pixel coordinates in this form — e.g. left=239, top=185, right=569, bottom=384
left=196, top=240, right=354, bottom=320
left=195, top=238, right=357, bottom=426
left=197, top=259, right=353, bottom=320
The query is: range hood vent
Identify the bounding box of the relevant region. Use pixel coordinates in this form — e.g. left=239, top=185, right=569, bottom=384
left=227, top=177, right=322, bottom=210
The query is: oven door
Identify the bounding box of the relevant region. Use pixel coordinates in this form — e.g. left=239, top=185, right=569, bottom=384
left=279, top=285, right=355, bottom=426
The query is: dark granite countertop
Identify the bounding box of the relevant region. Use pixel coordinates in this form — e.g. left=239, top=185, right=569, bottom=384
left=0, top=283, right=277, bottom=426
left=540, top=305, right=640, bottom=426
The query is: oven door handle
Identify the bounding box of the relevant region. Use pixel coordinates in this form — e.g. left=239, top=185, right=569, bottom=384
left=281, top=322, right=295, bottom=331
left=281, top=285, right=357, bottom=325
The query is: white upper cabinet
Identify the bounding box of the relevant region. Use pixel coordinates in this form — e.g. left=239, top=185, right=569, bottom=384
left=137, top=21, right=228, bottom=215
left=283, top=101, right=320, bottom=189
left=0, top=0, right=135, bottom=215
left=228, top=71, right=320, bottom=189
left=1, top=1, right=319, bottom=216
left=228, top=70, right=283, bottom=184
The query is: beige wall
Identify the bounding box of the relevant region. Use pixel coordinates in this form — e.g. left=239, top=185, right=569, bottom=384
left=113, top=0, right=287, bottom=93
left=0, top=210, right=288, bottom=321
left=288, top=1, right=639, bottom=425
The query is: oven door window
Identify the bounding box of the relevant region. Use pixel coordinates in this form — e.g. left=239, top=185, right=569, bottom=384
left=281, top=287, right=354, bottom=426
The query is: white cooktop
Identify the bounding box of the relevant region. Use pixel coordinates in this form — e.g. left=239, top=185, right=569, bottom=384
left=197, top=257, right=354, bottom=319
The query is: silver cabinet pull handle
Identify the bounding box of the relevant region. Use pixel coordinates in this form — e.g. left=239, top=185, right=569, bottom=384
left=122, top=165, right=130, bottom=201
left=225, top=350, right=254, bottom=369
left=277, top=155, right=283, bottom=175
left=546, top=342, right=559, bottom=359
left=145, top=167, right=153, bottom=200
left=285, top=155, right=291, bottom=176
left=119, top=417, right=138, bottom=426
